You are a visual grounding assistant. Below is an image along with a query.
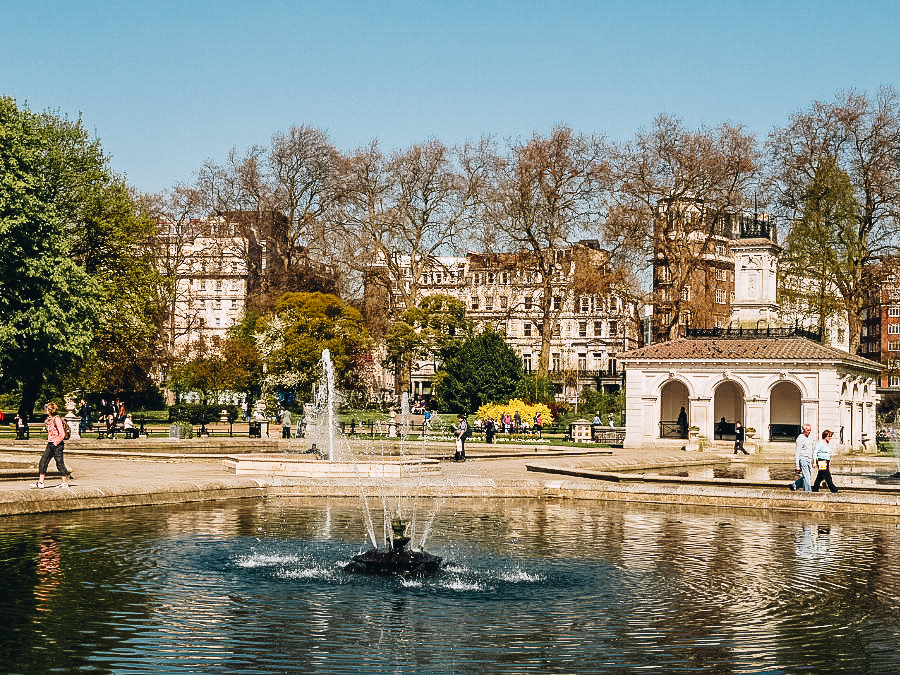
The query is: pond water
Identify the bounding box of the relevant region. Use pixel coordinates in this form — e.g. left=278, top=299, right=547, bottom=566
left=1, top=497, right=900, bottom=673
left=624, top=461, right=900, bottom=486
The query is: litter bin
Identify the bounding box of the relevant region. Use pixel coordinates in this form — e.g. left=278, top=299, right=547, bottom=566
left=248, top=421, right=261, bottom=438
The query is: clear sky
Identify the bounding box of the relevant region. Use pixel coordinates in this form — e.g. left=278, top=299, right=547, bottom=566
left=3, top=0, right=898, bottom=195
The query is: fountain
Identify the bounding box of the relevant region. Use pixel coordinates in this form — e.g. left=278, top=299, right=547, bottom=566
left=223, top=350, right=440, bottom=478
left=344, top=516, right=443, bottom=577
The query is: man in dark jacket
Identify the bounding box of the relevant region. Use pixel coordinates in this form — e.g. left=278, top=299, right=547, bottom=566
left=453, top=413, right=469, bottom=461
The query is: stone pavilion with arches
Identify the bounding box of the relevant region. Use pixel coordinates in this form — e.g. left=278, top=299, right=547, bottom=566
left=620, top=336, right=880, bottom=450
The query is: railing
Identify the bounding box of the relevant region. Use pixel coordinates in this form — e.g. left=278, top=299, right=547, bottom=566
left=769, top=424, right=801, bottom=441
left=686, top=326, right=822, bottom=342
left=659, top=420, right=686, bottom=439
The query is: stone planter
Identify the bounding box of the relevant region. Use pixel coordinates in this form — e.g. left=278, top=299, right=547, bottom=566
left=687, top=429, right=700, bottom=451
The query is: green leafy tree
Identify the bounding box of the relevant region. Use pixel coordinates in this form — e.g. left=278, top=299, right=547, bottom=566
left=778, top=156, right=861, bottom=340
left=433, top=330, right=524, bottom=413
left=513, top=374, right=557, bottom=404
left=769, top=88, right=900, bottom=353
left=256, top=292, right=371, bottom=401
left=384, top=293, right=473, bottom=393
left=0, top=98, right=104, bottom=416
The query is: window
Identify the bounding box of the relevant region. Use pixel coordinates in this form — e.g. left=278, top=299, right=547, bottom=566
left=681, top=286, right=691, bottom=301
left=214, top=298, right=222, bottom=310
left=485, top=296, right=493, bottom=311
left=473, top=272, right=481, bottom=285
left=580, top=296, right=592, bottom=314
left=522, top=354, right=532, bottom=372
left=215, top=280, right=222, bottom=292
left=552, top=323, right=561, bottom=337
left=716, top=243, right=727, bottom=256
left=214, top=317, right=221, bottom=328
left=715, top=269, right=726, bottom=281
left=552, top=353, right=560, bottom=371
left=594, top=321, right=602, bottom=337
left=838, top=328, right=845, bottom=342
left=500, top=296, right=508, bottom=310
left=501, top=271, right=509, bottom=285
left=729, top=291, right=735, bottom=303
left=487, top=272, right=495, bottom=284
left=890, top=306, right=900, bottom=317
left=523, top=322, right=532, bottom=337
left=609, top=320, right=618, bottom=335
left=716, top=289, right=726, bottom=304
left=471, top=297, right=479, bottom=310
left=890, top=342, right=900, bottom=351
left=657, top=266, right=671, bottom=282
left=524, top=296, right=532, bottom=311
left=889, top=324, right=900, bottom=334
left=577, top=353, right=587, bottom=370
left=552, top=296, right=561, bottom=311
left=579, top=321, right=587, bottom=338
left=890, top=375, right=900, bottom=387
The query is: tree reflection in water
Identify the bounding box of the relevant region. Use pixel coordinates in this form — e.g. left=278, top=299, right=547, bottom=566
left=0, top=498, right=897, bottom=673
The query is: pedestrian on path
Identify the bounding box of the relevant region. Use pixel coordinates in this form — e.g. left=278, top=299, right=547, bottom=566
left=452, top=413, right=469, bottom=461
left=733, top=421, right=749, bottom=454
left=33, top=402, right=71, bottom=489
left=281, top=408, right=292, bottom=439
left=790, top=423, right=815, bottom=492
left=811, top=429, right=839, bottom=493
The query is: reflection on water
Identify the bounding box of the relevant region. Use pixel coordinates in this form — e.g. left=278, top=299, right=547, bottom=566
left=625, top=461, right=900, bottom=485
left=0, top=498, right=899, bottom=673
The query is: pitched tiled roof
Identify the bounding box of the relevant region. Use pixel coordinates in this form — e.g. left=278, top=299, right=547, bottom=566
left=621, top=338, right=881, bottom=372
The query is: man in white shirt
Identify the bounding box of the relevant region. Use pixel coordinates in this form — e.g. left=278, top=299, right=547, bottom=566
left=789, top=423, right=815, bottom=493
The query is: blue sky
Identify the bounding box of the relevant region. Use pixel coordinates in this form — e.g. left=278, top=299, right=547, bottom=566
left=3, top=1, right=898, bottom=194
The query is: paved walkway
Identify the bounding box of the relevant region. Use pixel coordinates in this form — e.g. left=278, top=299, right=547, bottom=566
left=1, top=440, right=898, bottom=517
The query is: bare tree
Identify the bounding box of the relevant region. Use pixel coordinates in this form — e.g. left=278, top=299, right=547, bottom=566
left=336, top=139, right=488, bottom=331
left=480, top=127, right=611, bottom=376
left=606, top=115, right=759, bottom=342
left=768, top=87, right=900, bottom=353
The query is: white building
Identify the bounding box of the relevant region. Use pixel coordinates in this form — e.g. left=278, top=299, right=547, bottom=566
left=622, top=216, right=879, bottom=450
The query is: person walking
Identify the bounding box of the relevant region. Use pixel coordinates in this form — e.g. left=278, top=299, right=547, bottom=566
left=811, top=429, right=839, bottom=493
left=484, top=417, right=496, bottom=444
left=733, top=421, right=749, bottom=454
left=453, top=413, right=469, bottom=461
left=281, top=408, right=292, bottom=439
left=33, top=402, right=71, bottom=489
left=790, top=424, right=815, bottom=492
left=677, top=406, right=688, bottom=439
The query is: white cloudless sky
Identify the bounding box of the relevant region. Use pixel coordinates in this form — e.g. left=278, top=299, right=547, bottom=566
left=3, top=0, right=898, bottom=194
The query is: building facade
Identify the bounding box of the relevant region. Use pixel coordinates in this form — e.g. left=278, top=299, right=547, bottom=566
left=366, top=243, right=641, bottom=401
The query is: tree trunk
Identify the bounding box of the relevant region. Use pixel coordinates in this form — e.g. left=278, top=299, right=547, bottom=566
left=17, top=370, right=44, bottom=421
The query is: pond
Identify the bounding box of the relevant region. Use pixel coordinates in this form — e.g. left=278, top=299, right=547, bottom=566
left=622, top=461, right=900, bottom=486
left=1, top=497, right=899, bottom=673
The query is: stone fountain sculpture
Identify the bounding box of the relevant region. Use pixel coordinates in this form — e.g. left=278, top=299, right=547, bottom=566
left=345, top=517, right=443, bottom=577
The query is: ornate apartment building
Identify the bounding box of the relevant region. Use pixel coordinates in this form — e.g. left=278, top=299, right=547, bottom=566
left=366, top=242, right=641, bottom=401
left=157, top=211, right=338, bottom=358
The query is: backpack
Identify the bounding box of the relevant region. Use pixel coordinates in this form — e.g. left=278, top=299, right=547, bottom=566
left=463, top=422, right=472, bottom=439
left=57, top=416, right=71, bottom=441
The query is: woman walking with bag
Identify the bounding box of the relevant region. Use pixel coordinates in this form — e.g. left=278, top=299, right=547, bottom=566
left=33, top=402, right=71, bottom=489
left=811, top=429, right=839, bottom=493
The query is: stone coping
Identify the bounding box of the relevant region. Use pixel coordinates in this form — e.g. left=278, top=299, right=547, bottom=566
left=4, top=472, right=900, bottom=518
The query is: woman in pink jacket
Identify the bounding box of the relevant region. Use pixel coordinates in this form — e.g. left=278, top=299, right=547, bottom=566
left=33, top=401, right=71, bottom=489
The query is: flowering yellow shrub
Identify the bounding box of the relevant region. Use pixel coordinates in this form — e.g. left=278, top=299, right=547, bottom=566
left=474, top=399, right=552, bottom=426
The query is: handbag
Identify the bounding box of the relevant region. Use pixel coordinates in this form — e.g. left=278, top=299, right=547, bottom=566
left=816, top=459, right=829, bottom=470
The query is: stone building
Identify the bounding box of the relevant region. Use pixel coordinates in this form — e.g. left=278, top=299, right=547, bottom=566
left=157, top=211, right=338, bottom=357
left=620, top=335, right=880, bottom=450
left=364, top=243, right=640, bottom=401
left=624, top=210, right=880, bottom=450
